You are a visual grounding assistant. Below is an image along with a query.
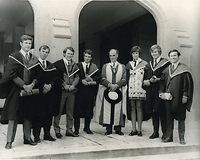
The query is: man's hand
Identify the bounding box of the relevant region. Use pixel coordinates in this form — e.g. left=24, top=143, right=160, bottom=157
left=182, top=96, right=188, bottom=104
left=85, top=76, right=93, bottom=82
left=82, top=79, right=89, bottom=86
left=69, top=85, right=75, bottom=91
left=143, top=80, right=151, bottom=86
left=43, top=84, right=52, bottom=93
left=64, top=84, right=70, bottom=91
left=23, top=84, right=34, bottom=95
left=109, top=84, right=118, bottom=91
left=150, top=75, right=161, bottom=83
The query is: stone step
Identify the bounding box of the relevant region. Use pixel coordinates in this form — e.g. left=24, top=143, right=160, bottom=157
left=17, top=145, right=200, bottom=159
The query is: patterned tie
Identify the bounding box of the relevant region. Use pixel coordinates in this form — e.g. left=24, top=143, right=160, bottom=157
left=25, top=53, right=29, bottom=61
left=67, top=61, right=72, bottom=72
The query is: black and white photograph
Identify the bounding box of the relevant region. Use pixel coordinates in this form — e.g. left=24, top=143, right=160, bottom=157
left=0, top=0, right=199, bottom=159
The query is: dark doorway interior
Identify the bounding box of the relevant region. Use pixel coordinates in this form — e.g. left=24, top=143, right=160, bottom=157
left=79, top=1, right=157, bottom=70
left=99, top=13, right=157, bottom=67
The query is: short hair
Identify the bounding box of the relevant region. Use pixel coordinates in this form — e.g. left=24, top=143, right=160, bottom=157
left=168, top=49, right=181, bottom=57
left=39, top=45, right=50, bottom=53
left=83, top=49, right=93, bottom=57
left=150, top=44, right=162, bottom=54
left=109, top=49, right=119, bottom=55
left=130, top=46, right=141, bottom=55
left=63, top=46, right=75, bottom=54
left=20, top=35, right=33, bottom=42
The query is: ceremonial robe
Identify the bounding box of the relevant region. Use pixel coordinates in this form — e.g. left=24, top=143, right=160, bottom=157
left=0, top=51, right=41, bottom=124
left=74, top=62, right=100, bottom=119
left=95, top=62, right=127, bottom=127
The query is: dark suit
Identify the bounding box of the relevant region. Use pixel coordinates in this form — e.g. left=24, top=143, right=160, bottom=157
left=53, top=59, right=79, bottom=134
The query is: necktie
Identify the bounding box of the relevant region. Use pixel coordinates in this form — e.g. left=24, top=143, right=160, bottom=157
left=133, top=60, right=136, bottom=67
left=153, top=59, right=157, bottom=68
left=172, top=64, right=174, bottom=70
left=25, top=53, right=29, bottom=61
left=67, top=61, right=72, bottom=72
left=112, top=62, right=116, bottom=73
left=86, top=64, right=89, bottom=74
left=42, top=60, right=45, bottom=68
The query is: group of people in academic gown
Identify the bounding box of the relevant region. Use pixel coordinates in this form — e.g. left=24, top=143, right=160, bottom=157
left=95, top=45, right=193, bottom=145
left=0, top=34, right=194, bottom=150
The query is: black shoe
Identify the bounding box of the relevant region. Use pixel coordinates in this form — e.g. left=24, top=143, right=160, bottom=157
left=24, top=139, right=37, bottom=145
left=84, top=129, right=93, bottom=134
left=73, top=131, right=79, bottom=136
left=105, top=131, right=112, bottom=135
left=66, top=131, right=79, bottom=137
left=138, top=131, right=142, bottom=137
left=129, top=130, right=138, bottom=136
left=180, top=139, right=186, bottom=145
left=5, top=142, right=12, bottom=149
left=161, top=134, right=167, bottom=141
left=56, top=133, right=62, bottom=139
left=162, top=137, right=173, bottom=143
left=149, top=133, right=159, bottom=139
left=44, top=135, right=56, bottom=141
left=115, top=131, right=124, bottom=135
left=34, top=137, right=41, bottom=143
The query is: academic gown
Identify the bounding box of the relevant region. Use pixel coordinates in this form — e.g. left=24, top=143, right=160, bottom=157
left=95, top=62, right=127, bottom=127
left=144, top=58, right=170, bottom=114
left=126, top=59, right=151, bottom=121
left=53, top=59, right=79, bottom=115
left=0, top=51, right=41, bottom=124
left=159, top=63, right=194, bottom=120
left=35, top=61, right=59, bottom=123
left=74, top=62, right=100, bottom=119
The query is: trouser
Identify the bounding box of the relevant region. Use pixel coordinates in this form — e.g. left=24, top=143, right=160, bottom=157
left=152, top=104, right=167, bottom=135
left=165, top=101, right=185, bottom=139
left=106, top=125, right=121, bottom=132
left=53, top=91, right=75, bottom=134
left=7, top=120, right=18, bottom=143
left=23, top=119, right=32, bottom=141
left=74, top=118, right=91, bottom=132
left=33, top=116, right=52, bottom=139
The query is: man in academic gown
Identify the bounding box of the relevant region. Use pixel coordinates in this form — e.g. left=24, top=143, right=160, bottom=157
left=53, top=46, right=80, bottom=138
left=159, top=49, right=193, bottom=145
left=0, top=35, right=41, bottom=149
left=74, top=49, right=100, bottom=136
left=96, top=49, right=127, bottom=135
left=32, top=45, right=58, bottom=143
left=143, top=45, right=170, bottom=140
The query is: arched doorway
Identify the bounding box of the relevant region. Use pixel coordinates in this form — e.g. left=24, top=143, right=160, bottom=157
left=78, top=1, right=157, bottom=69
left=0, top=0, right=34, bottom=73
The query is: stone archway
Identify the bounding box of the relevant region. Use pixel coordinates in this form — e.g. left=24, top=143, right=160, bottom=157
left=75, top=0, right=171, bottom=59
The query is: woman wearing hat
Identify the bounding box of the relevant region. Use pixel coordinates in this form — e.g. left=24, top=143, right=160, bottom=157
left=126, top=46, right=148, bottom=137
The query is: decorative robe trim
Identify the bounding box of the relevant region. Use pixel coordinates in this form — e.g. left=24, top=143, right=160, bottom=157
left=127, top=60, right=147, bottom=99
left=9, top=55, right=40, bottom=70
left=169, top=63, right=192, bottom=79
left=150, top=58, right=169, bottom=72
left=95, top=62, right=127, bottom=126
